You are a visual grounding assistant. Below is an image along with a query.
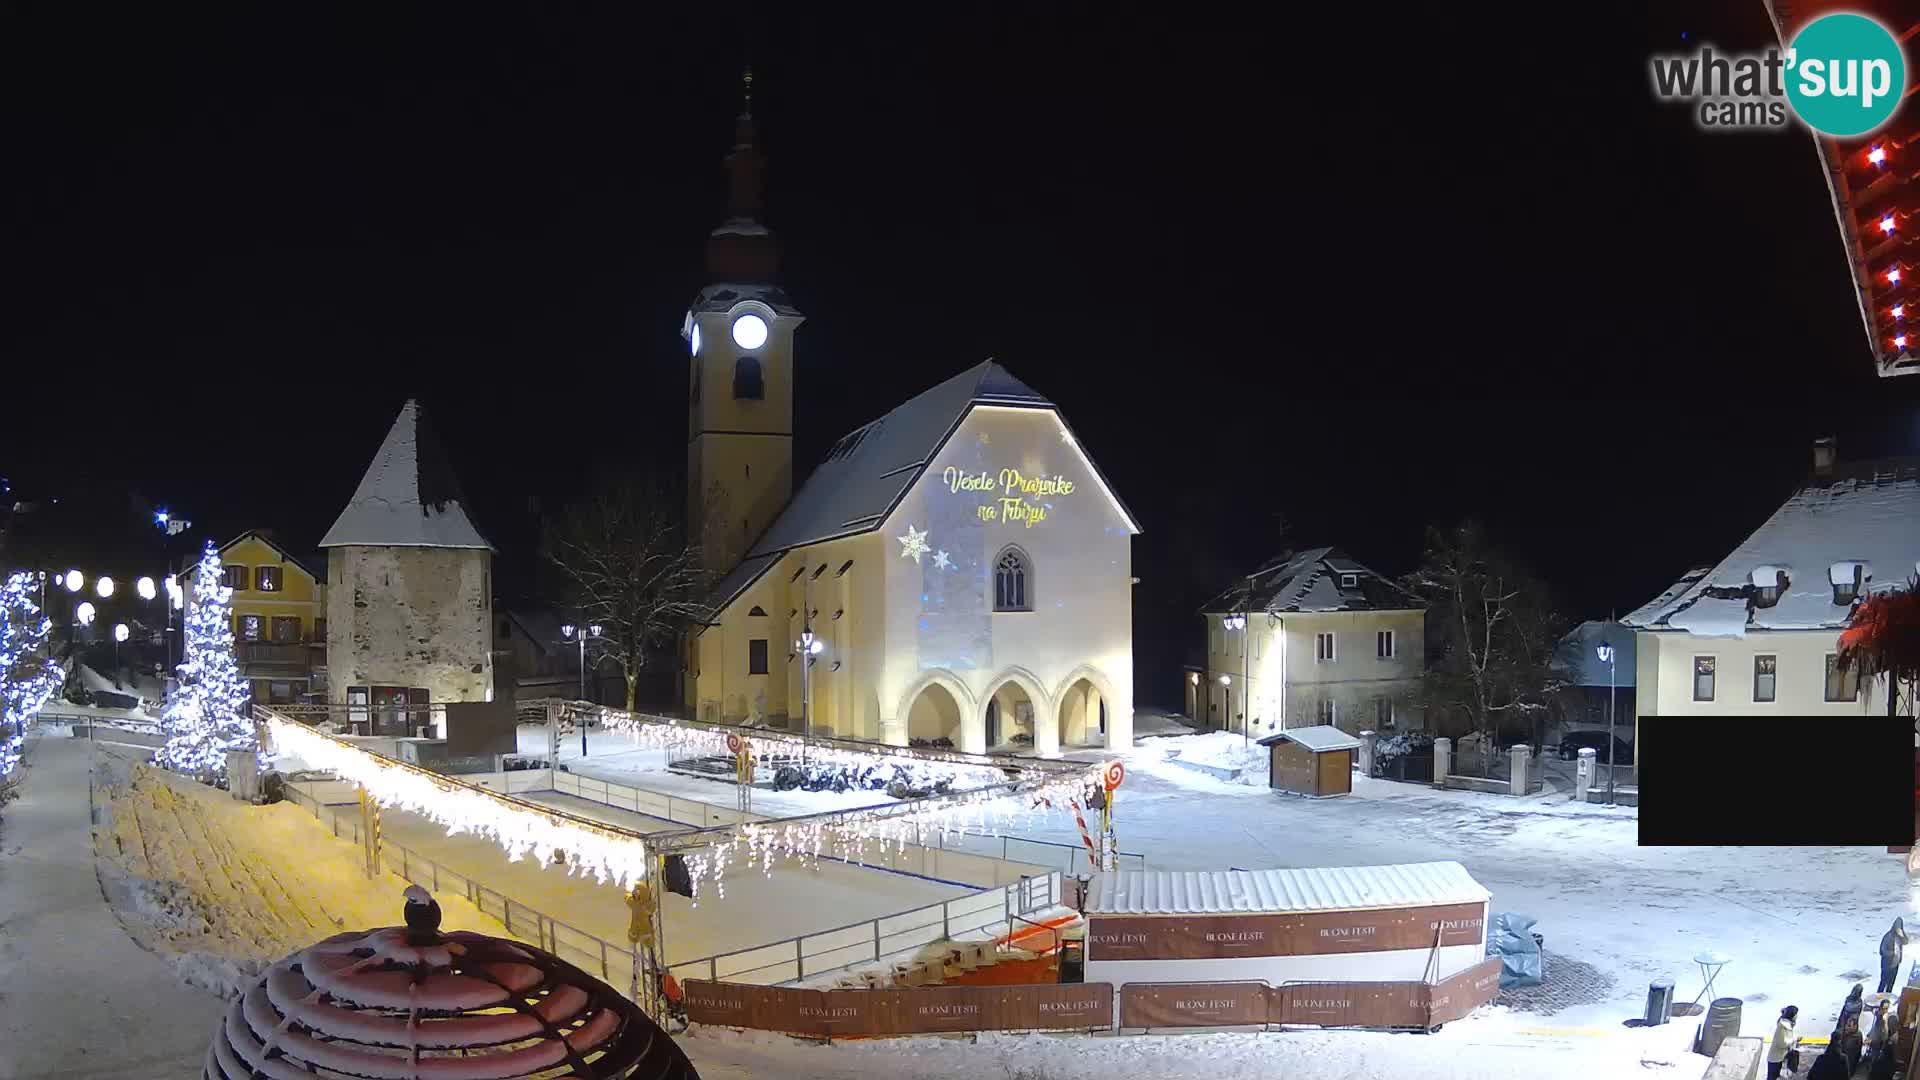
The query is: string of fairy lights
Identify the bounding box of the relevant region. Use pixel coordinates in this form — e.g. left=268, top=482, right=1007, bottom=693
left=264, top=705, right=1113, bottom=903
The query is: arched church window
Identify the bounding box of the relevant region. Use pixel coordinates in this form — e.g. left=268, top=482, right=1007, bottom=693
left=994, top=547, right=1032, bottom=612
left=733, top=355, right=763, bottom=400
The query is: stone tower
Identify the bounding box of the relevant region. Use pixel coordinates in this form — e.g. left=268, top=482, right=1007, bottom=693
left=321, top=399, right=495, bottom=717
left=685, top=70, right=805, bottom=577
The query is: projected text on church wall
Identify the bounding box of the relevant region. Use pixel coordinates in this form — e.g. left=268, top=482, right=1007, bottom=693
left=941, top=466, right=1076, bottom=527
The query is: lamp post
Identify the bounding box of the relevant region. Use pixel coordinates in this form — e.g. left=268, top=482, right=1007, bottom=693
left=796, top=627, right=824, bottom=765
left=559, top=622, right=606, bottom=757
left=1596, top=641, right=1617, bottom=806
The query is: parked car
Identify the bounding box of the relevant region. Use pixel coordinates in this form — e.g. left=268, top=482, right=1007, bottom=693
left=1558, top=729, right=1633, bottom=764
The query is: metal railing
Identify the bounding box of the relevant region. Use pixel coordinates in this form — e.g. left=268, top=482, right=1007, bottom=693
left=278, top=782, right=656, bottom=1010
left=666, top=870, right=1063, bottom=986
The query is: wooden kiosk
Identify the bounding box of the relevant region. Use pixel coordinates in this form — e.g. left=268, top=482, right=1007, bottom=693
left=1259, top=725, right=1361, bottom=797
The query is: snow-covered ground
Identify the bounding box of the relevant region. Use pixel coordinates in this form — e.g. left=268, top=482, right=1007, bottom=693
left=92, top=744, right=524, bottom=999
left=12, top=714, right=1906, bottom=1078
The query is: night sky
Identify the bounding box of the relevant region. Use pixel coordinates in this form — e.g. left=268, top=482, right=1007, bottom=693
left=4, top=4, right=1919, bottom=707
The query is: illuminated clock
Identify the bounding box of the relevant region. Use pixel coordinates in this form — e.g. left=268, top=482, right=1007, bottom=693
left=689, top=322, right=702, bottom=356
left=731, top=313, right=769, bottom=351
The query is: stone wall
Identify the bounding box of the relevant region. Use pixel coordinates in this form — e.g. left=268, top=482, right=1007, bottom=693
left=327, top=545, right=492, bottom=705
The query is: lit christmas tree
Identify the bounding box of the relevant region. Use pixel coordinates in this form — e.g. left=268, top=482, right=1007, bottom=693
left=1, top=571, right=62, bottom=778
left=158, top=540, right=257, bottom=777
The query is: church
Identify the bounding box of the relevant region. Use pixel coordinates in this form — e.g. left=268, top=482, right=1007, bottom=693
left=682, top=85, right=1140, bottom=755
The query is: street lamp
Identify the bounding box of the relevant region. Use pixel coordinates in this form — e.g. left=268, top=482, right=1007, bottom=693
left=76, top=601, right=96, bottom=626
left=63, top=570, right=82, bottom=593
left=796, top=628, right=824, bottom=762
left=1596, top=641, right=1618, bottom=806
left=96, top=575, right=114, bottom=599
left=559, top=622, right=607, bottom=756
left=114, top=622, right=129, bottom=672
left=136, top=576, right=156, bottom=601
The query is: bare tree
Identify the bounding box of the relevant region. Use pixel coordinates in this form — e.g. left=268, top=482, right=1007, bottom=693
left=542, top=473, right=716, bottom=711
left=1402, top=521, right=1568, bottom=770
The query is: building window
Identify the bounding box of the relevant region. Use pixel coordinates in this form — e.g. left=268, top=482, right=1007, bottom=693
left=1826, top=654, right=1861, bottom=702
left=690, top=361, right=700, bottom=405
left=1376, top=630, right=1395, bottom=659
left=836, top=560, right=854, bottom=577
left=1318, top=699, right=1337, bottom=726
left=748, top=638, right=769, bottom=675
left=1692, top=656, right=1715, bottom=701
left=271, top=616, right=301, bottom=644
left=237, top=614, right=265, bottom=642
left=314, top=618, right=326, bottom=643
left=993, top=547, right=1031, bottom=611
left=732, top=356, right=764, bottom=400
left=1754, top=655, right=1777, bottom=703
left=268, top=680, right=295, bottom=705
left=1834, top=564, right=1863, bottom=606
left=223, top=564, right=248, bottom=591
left=255, top=566, right=282, bottom=592
left=1340, top=573, right=1358, bottom=588
left=1315, top=632, right=1335, bottom=662
left=748, top=605, right=768, bottom=617
left=1375, top=697, right=1393, bottom=728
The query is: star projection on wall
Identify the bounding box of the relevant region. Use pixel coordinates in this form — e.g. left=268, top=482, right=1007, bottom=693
left=932, top=550, right=953, bottom=571
left=897, top=524, right=930, bottom=563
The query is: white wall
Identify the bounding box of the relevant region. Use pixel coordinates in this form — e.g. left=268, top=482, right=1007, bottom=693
left=1199, top=609, right=1425, bottom=735
left=1636, top=628, right=1891, bottom=719
left=878, top=405, right=1136, bottom=754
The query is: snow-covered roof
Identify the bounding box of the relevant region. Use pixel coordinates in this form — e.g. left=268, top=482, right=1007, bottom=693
left=1622, top=458, right=1920, bottom=637
left=700, top=360, right=1140, bottom=617
left=692, top=281, right=802, bottom=317
left=1201, top=546, right=1421, bottom=615
left=1256, top=724, right=1362, bottom=752
left=1086, top=862, right=1489, bottom=916
left=1552, top=621, right=1637, bottom=688
left=214, top=530, right=325, bottom=582
left=319, top=400, right=494, bottom=551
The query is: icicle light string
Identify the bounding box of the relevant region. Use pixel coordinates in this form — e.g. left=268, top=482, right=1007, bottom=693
left=1, top=572, right=61, bottom=778
left=265, top=717, right=655, bottom=889
left=588, top=705, right=1018, bottom=793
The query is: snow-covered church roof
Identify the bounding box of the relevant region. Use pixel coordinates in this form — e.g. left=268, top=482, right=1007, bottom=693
left=1622, top=457, right=1920, bottom=637
left=319, top=400, right=494, bottom=551
left=702, top=360, right=1140, bottom=617
left=1200, top=546, right=1421, bottom=616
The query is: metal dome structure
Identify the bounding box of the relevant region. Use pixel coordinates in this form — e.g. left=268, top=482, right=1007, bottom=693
left=204, top=889, right=698, bottom=1080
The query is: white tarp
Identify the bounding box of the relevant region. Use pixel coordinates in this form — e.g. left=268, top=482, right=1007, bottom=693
left=1087, top=861, right=1490, bottom=916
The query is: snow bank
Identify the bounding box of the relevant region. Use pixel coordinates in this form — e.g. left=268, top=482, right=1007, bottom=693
left=91, top=750, right=524, bottom=999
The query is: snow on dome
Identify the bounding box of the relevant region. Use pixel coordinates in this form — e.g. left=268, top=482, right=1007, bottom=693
left=711, top=218, right=770, bottom=237
left=319, top=400, right=493, bottom=551
left=204, top=896, right=698, bottom=1079
left=1750, top=564, right=1792, bottom=587
left=1830, top=560, right=1872, bottom=586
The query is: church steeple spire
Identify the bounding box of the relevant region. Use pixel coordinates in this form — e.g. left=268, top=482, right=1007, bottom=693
left=707, top=66, right=779, bottom=281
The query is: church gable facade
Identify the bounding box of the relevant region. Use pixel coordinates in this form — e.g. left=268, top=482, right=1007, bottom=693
left=688, top=394, right=1138, bottom=754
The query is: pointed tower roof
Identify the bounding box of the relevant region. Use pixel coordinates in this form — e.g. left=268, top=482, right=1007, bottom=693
left=706, top=67, right=781, bottom=283
left=319, top=400, right=494, bottom=551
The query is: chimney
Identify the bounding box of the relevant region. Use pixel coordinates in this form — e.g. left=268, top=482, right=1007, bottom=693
left=1813, top=436, right=1837, bottom=478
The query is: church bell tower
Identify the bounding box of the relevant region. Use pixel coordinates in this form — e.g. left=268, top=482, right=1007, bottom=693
left=685, top=69, right=803, bottom=578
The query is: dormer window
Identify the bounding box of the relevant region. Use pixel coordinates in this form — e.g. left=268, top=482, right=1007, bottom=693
left=1339, top=573, right=1358, bottom=589
left=1750, top=566, right=1789, bottom=609
left=1831, top=561, right=1868, bottom=606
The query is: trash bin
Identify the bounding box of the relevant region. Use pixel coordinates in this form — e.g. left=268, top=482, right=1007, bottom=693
left=1696, top=997, right=1742, bottom=1057
left=1644, top=980, right=1674, bottom=1026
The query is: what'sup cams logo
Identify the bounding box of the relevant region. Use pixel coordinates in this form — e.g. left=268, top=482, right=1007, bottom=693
left=1651, top=13, right=1906, bottom=136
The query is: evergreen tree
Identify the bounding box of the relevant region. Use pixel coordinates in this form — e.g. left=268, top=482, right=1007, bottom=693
left=1, top=570, right=62, bottom=778
left=158, top=541, right=256, bottom=777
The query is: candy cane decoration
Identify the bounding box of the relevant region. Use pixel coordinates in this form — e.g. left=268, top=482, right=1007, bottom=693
left=1070, top=799, right=1099, bottom=871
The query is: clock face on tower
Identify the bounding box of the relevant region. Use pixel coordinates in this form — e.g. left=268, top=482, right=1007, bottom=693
left=690, top=322, right=702, bottom=356
left=731, top=313, right=769, bottom=351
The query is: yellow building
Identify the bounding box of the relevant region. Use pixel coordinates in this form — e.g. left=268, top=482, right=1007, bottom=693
left=681, top=98, right=1140, bottom=755
left=183, top=530, right=328, bottom=705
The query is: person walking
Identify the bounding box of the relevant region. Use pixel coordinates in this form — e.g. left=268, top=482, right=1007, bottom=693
left=1766, top=1005, right=1799, bottom=1080
left=1880, top=918, right=1908, bottom=995
left=1837, top=984, right=1868, bottom=1076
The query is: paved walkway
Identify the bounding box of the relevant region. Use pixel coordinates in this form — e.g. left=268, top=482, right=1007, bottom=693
left=0, top=732, right=222, bottom=1079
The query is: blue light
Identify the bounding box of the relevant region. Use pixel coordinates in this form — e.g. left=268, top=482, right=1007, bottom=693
left=154, top=509, right=169, bottom=525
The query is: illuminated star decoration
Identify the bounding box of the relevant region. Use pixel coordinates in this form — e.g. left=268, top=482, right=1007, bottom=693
left=932, top=550, right=953, bottom=571
left=897, top=525, right=930, bottom=563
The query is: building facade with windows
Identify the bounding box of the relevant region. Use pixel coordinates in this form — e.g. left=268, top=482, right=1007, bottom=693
left=1190, top=547, right=1426, bottom=739
left=1622, top=447, right=1920, bottom=736
left=680, top=98, right=1140, bottom=754
left=320, top=399, right=496, bottom=736
left=184, top=529, right=328, bottom=705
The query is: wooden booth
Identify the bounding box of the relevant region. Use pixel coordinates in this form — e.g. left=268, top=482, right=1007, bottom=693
left=1259, top=725, right=1361, bottom=797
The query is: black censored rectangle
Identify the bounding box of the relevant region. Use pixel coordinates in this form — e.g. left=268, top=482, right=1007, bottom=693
left=1638, top=716, right=1913, bottom=846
